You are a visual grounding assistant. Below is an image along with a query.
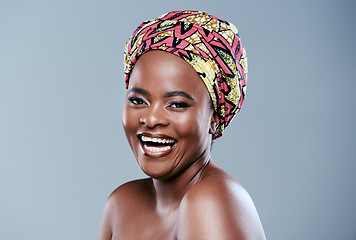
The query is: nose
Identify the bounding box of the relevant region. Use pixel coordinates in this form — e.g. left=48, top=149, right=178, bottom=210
left=140, top=105, right=169, bottom=128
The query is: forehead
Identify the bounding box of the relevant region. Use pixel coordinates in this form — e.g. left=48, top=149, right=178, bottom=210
left=128, top=51, right=209, bottom=98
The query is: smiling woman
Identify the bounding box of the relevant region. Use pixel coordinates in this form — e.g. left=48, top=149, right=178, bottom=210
left=123, top=51, right=215, bottom=180
left=98, top=10, right=266, bottom=240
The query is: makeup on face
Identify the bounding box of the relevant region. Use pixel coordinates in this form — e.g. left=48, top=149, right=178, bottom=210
left=122, top=50, right=215, bottom=180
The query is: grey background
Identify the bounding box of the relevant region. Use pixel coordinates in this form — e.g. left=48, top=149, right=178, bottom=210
left=1, top=0, right=355, bottom=239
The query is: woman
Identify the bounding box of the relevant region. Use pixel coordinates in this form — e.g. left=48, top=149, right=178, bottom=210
left=98, top=10, right=266, bottom=239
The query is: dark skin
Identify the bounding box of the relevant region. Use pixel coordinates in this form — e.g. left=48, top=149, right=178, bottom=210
left=98, top=50, right=266, bottom=240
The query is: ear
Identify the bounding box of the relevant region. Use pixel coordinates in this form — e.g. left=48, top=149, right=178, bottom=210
left=209, top=112, right=219, bottom=135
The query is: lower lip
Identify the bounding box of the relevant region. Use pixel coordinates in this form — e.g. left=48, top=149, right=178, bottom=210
left=140, top=142, right=176, bottom=158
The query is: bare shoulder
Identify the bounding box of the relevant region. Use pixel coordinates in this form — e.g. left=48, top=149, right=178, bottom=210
left=177, top=172, right=266, bottom=240
left=97, top=178, right=153, bottom=240
left=104, top=178, right=153, bottom=216
left=108, top=178, right=153, bottom=203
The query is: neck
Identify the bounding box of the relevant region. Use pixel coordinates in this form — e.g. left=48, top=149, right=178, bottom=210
left=152, top=151, right=213, bottom=210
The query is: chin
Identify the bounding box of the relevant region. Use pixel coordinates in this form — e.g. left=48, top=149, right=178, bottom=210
left=137, top=158, right=177, bottom=180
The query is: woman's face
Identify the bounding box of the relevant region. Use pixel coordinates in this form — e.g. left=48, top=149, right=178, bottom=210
left=122, top=50, right=215, bottom=180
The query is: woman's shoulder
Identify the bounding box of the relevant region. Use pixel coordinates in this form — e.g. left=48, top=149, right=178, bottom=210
left=186, top=170, right=243, bottom=199
left=182, top=170, right=250, bottom=211
left=177, top=169, right=266, bottom=239
left=110, top=178, right=152, bottom=196
left=97, top=178, right=154, bottom=239
left=106, top=178, right=153, bottom=206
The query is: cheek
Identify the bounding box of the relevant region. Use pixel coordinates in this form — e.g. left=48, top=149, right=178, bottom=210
left=122, top=105, right=138, bottom=138
left=121, top=105, right=129, bottom=130
left=172, top=110, right=211, bottom=138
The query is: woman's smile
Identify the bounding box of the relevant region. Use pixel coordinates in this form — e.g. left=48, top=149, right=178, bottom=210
left=138, top=133, right=177, bottom=157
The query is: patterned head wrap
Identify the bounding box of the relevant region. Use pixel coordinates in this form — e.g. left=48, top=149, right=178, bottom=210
left=123, top=10, right=248, bottom=139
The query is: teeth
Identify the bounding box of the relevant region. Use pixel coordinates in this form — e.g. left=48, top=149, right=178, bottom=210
left=141, top=136, right=175, bottom=144
left=144, top=146, right=172, bottom=152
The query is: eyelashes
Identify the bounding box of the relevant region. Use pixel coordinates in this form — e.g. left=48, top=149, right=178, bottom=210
left=127, top=96, right=191, bottom=109
left=128, top=96, right=146, bottom=105
left=168, top=101, right=190, bottom=109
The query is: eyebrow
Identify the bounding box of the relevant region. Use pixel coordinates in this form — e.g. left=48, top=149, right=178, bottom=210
left=128, top=88, right=193, bottom=100
left=164, top=91, right=194, bottom=100
left=128, top=87, right=150, bottom=96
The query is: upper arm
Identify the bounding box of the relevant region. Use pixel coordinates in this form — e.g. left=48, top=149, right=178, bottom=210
left=176, top=179, right=266, bottom=240
left=97, top=194, right=116, bottom=240
left=97, top=179, right=152, bottom=240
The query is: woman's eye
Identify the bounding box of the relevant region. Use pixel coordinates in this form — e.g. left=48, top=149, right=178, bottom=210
left=128, top=97, right=146, bottom=105
left=169, top=102, right=190, bottom=109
